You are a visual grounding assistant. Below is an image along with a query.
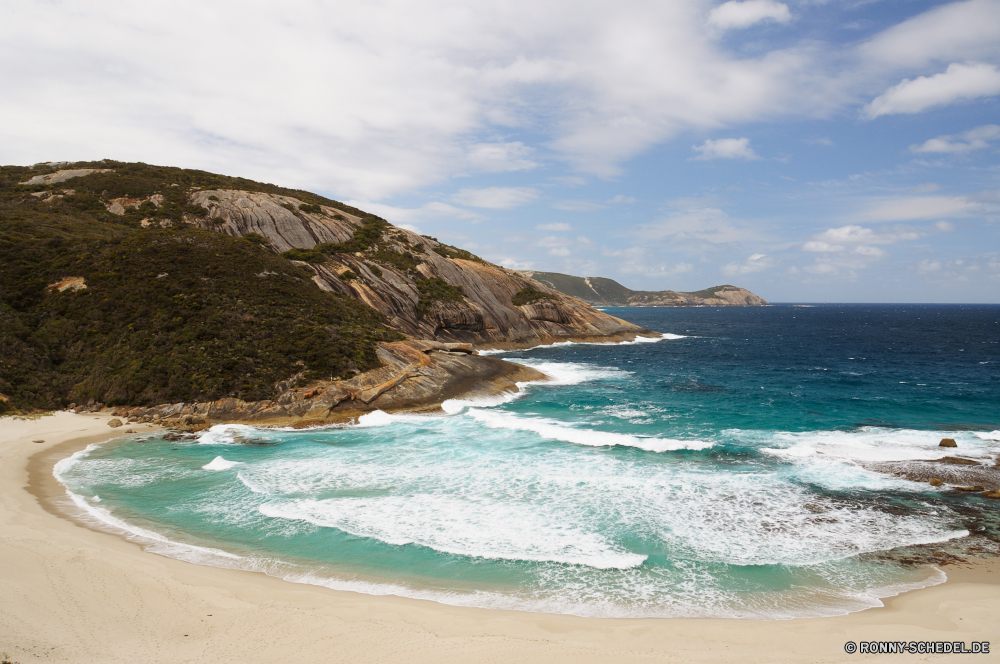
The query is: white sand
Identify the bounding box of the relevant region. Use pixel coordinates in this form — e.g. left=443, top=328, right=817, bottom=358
left=2, top=411, right=997, bottom=663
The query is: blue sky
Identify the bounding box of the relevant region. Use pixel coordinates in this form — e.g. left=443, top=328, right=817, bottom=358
left=2, top=0, right=999, bottom=301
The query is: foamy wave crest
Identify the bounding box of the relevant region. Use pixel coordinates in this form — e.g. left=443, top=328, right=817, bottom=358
left=203, top=456, right=241, bottom=471
left=479, top=332, right=688, bottom=354
left=259, top=494, right=646, bottom=569
left=441, top=392, right=521, bottom=414
left=504, top=360, right=629, bottom=386
left=356, top=410, right=410, bottom=427
left=756, top=428, right=998, bottom=466
left=465, top=409, right=712, bottom=452
left=196, top=423, right=265, bottom=445
left=974, top=430, right=1000, bottom=441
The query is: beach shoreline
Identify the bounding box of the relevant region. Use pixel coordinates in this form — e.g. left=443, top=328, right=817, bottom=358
left=2, top=412, right=998, bottom=663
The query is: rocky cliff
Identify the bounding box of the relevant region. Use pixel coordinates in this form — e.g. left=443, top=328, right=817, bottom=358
left=1, top=161, right=654, bottom=416
left=180, top=188, right=651, bottom=348
left=521, top=271, right=768, bottom=307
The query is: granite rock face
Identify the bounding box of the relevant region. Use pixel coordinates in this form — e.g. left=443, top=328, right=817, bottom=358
left=182, top=189, right=652, bottom=348
left=113, top=340, right=547, bottom=427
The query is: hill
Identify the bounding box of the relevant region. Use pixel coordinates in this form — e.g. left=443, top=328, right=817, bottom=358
left=0, top=161, right=648, bottom=414
left=520, top=271, right=768, bottom=307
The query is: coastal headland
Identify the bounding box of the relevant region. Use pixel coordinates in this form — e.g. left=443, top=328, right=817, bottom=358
left=1, top=411, right=998, bottom=663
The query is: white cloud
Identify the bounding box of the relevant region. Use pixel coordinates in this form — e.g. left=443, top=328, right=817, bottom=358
left=910, top=124, right=1000, bottom=153
left=638, top=208, right=761, bottom=246
left=536, top=223, right=572, bottom=231
left=721, top=253, right=776, bottom=275
left=708, top=0, right=791, bottom=30
left=858, top=0, right=1000, bottom=71
left=1, top=0, right=997, bottom=207
left=692, top=138, right=760, bottom=161
left=551, top=200, right=605, bottom=212
left=465, top=141, right=538, bottom=172
left=452, top=187, right=539, bottom=209
left=919, top=259, right=943, bottom=273
left=857, top=196, right=978, bottom=222
left=805, top=225, right=924, bottom=250
left=345, top=200, right=483, bottom=225
left=864, top=63, right=1000, bottom=119
left=607, top=195, right=636, bottom=204
left=497, top=257, right=536, bottom=271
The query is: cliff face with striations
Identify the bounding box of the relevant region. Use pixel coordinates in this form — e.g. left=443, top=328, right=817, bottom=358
left=183, top=189, right=651, bottom=348
left=521, top=271, right=768, bottom=307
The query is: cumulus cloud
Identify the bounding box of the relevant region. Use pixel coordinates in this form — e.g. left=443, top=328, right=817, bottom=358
left=692, top=138, right=760, bottom=160
left=864, top=63, right=1000, bottom=119
left=804, top=225, right=924, bottom=251
left=910, top=124, right=1000, bottom=153
left=721, top=253, right=776, bottom=275
left=452, top=187, right=539, bottom=209
left=857, top=196, right=978, bottom=223
left=708, top=0, right=791, bottom=30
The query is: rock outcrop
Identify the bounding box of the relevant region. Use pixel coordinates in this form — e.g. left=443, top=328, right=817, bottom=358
left=182, top=189, right=652, bottom=348
left=520, top=271, right=768, bottom=307
left=111, top=340, right=547, bottom=427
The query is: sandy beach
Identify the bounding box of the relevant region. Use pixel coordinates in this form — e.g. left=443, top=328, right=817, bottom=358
left=2, top=411, right=997, bottom=664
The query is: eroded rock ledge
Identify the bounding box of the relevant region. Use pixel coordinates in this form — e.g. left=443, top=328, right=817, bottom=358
left=108, top=341, right=546, bottom=428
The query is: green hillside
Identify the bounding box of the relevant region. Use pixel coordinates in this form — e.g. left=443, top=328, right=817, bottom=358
left=524, top=271, right=764, bottom=307
left=0, top=162, right=401, bottom=414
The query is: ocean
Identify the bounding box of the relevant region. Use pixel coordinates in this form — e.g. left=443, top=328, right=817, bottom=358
left=56, top=304, right=1000, bottom=619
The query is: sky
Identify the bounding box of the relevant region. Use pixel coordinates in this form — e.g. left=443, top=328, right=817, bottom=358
left=2, top=0, right=999, bottom=302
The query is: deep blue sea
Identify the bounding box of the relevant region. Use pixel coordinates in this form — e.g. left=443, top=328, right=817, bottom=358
left=57, top=304, right=1000, bottom=618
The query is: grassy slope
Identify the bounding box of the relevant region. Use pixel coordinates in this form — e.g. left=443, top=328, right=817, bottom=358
left=0, top=162, right=402, bottom=413
left=526, top=271, right=739, bottom=305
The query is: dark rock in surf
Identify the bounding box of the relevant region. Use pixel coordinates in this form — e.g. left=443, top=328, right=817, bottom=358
left=939, top=438, right=957, bottom=448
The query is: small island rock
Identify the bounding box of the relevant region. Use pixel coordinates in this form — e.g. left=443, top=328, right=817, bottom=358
left=939, top=438, right=957, bottom=448
left=929, top=478, right=944, bottom=486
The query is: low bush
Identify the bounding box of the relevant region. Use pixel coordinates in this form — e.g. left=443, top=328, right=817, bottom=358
left=511, top=286, right=556, bottom=307
left=416, top=277, right=465, bottom=317
left=281, top=247, right=329, bottom=263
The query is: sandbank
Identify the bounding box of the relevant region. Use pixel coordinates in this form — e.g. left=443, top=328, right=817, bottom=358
left=2, top=412, right=997, bottom=663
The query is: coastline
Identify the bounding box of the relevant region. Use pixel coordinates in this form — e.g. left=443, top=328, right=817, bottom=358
left=2, top=412, right=998, bottom=663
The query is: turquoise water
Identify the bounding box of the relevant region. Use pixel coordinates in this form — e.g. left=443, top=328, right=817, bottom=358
left=56, top=305, right=1000, bottom=618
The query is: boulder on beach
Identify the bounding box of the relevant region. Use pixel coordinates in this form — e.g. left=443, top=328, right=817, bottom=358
left=939, top=438, right=957, bottom=447
left=107, top=418, right=123, bottom=428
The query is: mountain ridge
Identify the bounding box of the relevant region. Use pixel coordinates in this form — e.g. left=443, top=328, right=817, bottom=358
left=520, top=271, right=768, bottom=307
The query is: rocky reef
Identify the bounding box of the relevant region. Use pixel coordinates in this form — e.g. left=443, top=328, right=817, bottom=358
left=106, top=340, right=546, bottom=428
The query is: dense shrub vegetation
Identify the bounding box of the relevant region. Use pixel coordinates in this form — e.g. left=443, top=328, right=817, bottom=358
left=416, top=277, right=465, bottom=317
left=0, top=162, right=402, bottom=412
left=511, top=286, right=556, bottom=307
